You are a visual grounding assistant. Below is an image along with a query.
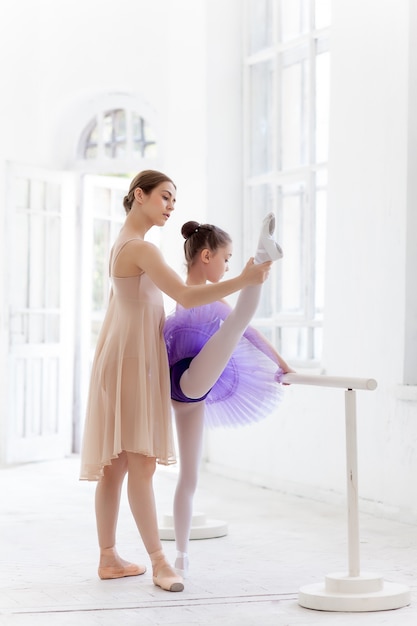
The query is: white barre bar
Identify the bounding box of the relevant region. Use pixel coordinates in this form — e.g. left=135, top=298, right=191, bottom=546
left=281, top=373, right=377, bottom=391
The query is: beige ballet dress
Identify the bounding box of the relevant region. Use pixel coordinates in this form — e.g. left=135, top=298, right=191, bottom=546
left=80, top=238, right=176, bottom=481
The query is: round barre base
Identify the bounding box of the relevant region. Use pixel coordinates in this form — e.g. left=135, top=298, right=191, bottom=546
left=298, top=572, right=411, bottom=612
left=158, top=512, right=228, bottom=541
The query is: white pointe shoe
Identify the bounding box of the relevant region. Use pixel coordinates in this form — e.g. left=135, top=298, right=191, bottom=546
left=255, top=212, right=283, bottom=263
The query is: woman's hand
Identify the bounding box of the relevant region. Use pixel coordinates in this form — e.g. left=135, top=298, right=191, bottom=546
left=240, top=257, right=272, bottom=285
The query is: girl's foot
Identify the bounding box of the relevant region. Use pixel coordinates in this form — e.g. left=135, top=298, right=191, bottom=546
left=174, top=551, right=189, bottom=579
left=151, top=549, right=184, bottom=592
left=98, top=546, right=146, bottom=580
left=255, top=212, right=283, bottom=263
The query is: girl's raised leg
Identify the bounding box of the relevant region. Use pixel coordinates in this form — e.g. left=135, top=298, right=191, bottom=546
left=179, top=212, right=282, bottom=400
left=179, top=284, right=262, bottom=399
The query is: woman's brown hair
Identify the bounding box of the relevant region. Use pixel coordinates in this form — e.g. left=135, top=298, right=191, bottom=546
left=123, top=170, right=176, bottom=214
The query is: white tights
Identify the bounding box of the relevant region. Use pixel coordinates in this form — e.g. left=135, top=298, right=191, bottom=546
left=173, top=283, right=262, bottom=562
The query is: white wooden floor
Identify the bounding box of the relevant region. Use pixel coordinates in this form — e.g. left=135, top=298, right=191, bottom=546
left=0, top=456, right=416, bottom=625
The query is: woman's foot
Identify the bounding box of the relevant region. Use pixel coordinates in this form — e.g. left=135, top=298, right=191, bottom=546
left=98, top=546, right=146, bottom=580
left=174, top=551, right=189, bottom=579
left=151, top=549, right=184, bottom=592
left=255, top=212, right=283, bottom=263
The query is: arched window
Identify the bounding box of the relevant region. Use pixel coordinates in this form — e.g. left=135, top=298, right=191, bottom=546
left=79, top=108, right=158, bottom=162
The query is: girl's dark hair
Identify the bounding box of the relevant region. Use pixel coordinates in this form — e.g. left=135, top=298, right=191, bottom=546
left=181, top=221, right=232, bottom=269
left=123, top=169, right=176, bottom=214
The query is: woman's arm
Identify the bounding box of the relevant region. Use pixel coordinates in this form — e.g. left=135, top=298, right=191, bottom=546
left=135, top=241, right=271, bottom=308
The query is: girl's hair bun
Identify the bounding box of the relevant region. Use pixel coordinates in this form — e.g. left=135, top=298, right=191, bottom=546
left=181, top=221, right=200, bottom=240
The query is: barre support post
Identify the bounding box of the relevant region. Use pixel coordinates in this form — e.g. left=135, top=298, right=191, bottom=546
left=292, top=374, right=410, bottom=612
left=346, top=389, right=360, bottom=577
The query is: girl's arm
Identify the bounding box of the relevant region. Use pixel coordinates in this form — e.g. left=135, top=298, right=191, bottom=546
left=134, top=241, right=271, bottom=308
left=200, top=298, right=294, bottom=377
left=243, top=325, right=295, bottom=374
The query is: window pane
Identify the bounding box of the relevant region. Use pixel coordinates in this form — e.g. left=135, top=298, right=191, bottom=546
left=250, top=60, right=274, bottom=176
left=44, top=357, right=59, bottom=432
left=247, top=185, right=275, bottom=316
left=244, top=0, right=330, bottom=363
left=30, top=180, right=45, bottom=211
left=314, top=327, right=323, bottom=360
left=85, top=144, right=98, bottom=159
left=246, top=184, right=275, bottom=257
left=103, top=112, right=113, bottom=145
left=14, top=213, right=29, bottom=308
left=10, top=313, right=25, bottom=345
left=143, top=119, right=156, bottom=143
left=112, top=189, right=127, bottom=220
left=87, top=124, right=98, bottom=146
left=29, top=215, right=45, bottom=308
left=91, top=318, right=103, bottom=350
left=94, top=186, right=112, bottom=217
left=45, top=216, right=61, bottom=308
left=81, top=109, right=157, bottom=161
left=255, top=324, right=274, bottom=345
left=103, top=114, right=114, bottom=157
left=15, top=178, right=30, bottom=209
left=114, top=141, right=126, bottom=158
left=280, top=183, right=305, bottom=313
left=132, top=115, right=157, bottom=158
left=113, top=109, right=126, bottom=138
left=28, top=358, right=42, bottom=435
left=315, top=50, right=330, bottom=162
left=45, top=182, right=61, bottom=213
left=44, top=314, right=60, bottom=343
left=28, top=314, right=44, bottom=343
left=248, top=0, right=273, bottom=53
left=133, top=142, right=144, bottom=158
left=280, top=326, right=308, bottom=360
left=315, top=171, right=327, bottom=313
left=143, top=142, right=158, bottom=158
left=132, top=113, right=144, bottom=139
left=92, top=219, right=111, bottom=312
left=280, top=0, right=309, bottom=42
left=281, top=46, right=309, bottom=170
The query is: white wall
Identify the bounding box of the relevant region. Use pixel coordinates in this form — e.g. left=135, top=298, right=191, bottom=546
left=204, top=0, right=417, bottom=524
left=0, top=0, right=208, bottom=458
left=1, top=0, right=417, bottom=522
left=0, top=0, right=208, bottom=227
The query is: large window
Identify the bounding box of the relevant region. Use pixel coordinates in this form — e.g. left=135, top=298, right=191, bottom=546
left=244, top=0, right=330, bottom=365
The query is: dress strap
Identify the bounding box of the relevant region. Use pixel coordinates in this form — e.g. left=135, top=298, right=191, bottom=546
left=109, top=237, right=143, bottom=276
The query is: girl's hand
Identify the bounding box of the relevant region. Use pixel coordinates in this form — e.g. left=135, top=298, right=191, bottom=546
left=281, top=365, right=296, bottom=385
left=240, top=257, right=272, bottom=285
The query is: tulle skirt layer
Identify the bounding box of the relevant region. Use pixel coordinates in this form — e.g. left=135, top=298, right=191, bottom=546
left=164, top=302, right=283, bottom=428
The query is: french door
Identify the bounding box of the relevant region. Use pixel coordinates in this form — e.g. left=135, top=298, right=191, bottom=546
left=5, top=164, right=76, bottom=463
left=4, top=168, right=161, bottom=462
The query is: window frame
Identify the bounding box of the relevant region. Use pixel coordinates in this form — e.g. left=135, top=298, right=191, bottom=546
left=242, top=0, right=330, bottom=367
left=76, top=106, right=160, bottom=175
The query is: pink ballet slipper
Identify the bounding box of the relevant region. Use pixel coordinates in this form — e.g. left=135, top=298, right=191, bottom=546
left=151, top=549, right=184, bottom=592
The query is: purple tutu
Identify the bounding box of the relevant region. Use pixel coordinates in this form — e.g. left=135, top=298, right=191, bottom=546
left=163, top=301, right=284, bottom=428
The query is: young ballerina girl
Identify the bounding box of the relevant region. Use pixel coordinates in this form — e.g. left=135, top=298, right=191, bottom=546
left=163, top=215, right=293, bottom=578
left=79, top=170, right=272, bottom=593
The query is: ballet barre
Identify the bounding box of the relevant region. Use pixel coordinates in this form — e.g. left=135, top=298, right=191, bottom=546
left=281, top=372, right=410, bottom=612
left=281, top=372, right=377, bottom=391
